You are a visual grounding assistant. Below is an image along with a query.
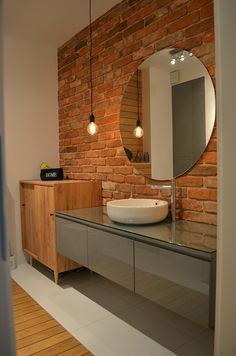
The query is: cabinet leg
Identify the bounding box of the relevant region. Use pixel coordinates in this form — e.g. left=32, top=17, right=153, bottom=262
left=29, top=256, right=33, bottom=266
left=54, top=271, right=59, bottom=284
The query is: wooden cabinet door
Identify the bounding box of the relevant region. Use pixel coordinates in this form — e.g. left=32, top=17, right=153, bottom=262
left=34, top=185, right=57, bottom=270
left=20, top=184, right=38, bottom=258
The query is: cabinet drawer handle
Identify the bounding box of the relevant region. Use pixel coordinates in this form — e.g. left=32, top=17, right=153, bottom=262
left=21, top=204, right=25, bottom=207
left=50, top=213, right=54, bottom=216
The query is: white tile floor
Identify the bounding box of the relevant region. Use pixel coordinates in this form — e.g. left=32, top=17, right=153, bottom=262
left=12, top=264, right=175, bottom=356
left=12, top=263, right=214, bottom=356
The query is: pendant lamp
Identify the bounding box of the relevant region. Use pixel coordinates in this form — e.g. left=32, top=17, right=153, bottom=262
left=87, top=0, right=98, bottom=136
left=133, top=70, right=143, bottom=138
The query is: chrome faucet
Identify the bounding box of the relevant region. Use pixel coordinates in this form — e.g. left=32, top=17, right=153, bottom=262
left=150, top=178, right=176, bottom=222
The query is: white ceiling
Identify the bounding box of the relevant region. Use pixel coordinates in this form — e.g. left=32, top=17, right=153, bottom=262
left=3, top=0, right=121, bottom=47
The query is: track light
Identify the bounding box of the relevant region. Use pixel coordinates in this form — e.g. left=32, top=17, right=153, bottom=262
left=170, top=49, right=193, bottom=65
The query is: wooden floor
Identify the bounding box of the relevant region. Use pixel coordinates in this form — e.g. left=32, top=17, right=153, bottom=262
left=12, top=280, right=93, bottom=356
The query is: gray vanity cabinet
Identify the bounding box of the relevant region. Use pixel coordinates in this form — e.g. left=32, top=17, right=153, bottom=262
left=88, top=228, right=134, bottom=291
left=135, top=241, right=211, bottom=327
left=56, top=217, right=88, bottom=267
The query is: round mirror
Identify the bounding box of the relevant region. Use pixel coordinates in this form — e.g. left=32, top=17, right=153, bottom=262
left=120, top=48, right=215, bottom=180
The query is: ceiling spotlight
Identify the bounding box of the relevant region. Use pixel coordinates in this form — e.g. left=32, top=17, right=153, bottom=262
left=180, top=53, right=185, bottom=61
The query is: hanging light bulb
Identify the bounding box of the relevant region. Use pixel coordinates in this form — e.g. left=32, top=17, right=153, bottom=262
left=133, top=70, right=144, bottom=138
left=87, top=113, right=98, bottom=135
left=87, top=0, right=98, bottom=135
left=134, top=119, right=144, bottom=138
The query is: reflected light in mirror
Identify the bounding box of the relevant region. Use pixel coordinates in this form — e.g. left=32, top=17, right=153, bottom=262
left=133, top=120, right=144, bottom=138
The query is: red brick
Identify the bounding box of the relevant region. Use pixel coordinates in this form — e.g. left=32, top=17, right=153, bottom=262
left=106, top=87, right=123, bottom=98
left=206, top=139, right=217, bottom=152
left=202, top=152, right=217, bottom=164
left=82, top=166, right=96, bottom=173
left=125, top=175, right=146, bottom=185
left=106, top=140, right=122, bottom=148
left=204, top=201, right=217, bottom=213
left=132, top=46, right=155, bottom=61
left=185, top=18, right=214, bottom=38
left=113, top=192, right=127, bottom=200
left=190, top=164, right=217, bottom=176
left=106, top=157, right=127, bottom=166
left=170, top=0, right=189, bottom=11
left=188, top=188, right=217, bottom=201
left=201, top=3, right=213, bottom=18
left=102, top=181, right=116, bottom=190
left=143, top=29, right=168, bottom=47
left=154, top=30, right=184, bottom=51
left=102, top=191, right=113, bottom=198
left=127, top=6, right=154, bottom=26
left=176, top=35, right=202, bottom=50
left=113, top=167, right=133, bottom=175
left=116, top=184, right=132, bottom=193
left=101, top=149, right=117, bottom=158
left=181, top=199, right=203, bottom=211
left=168, top=12, right=200, bottom=34
left=180, top=211, right=217, bottom=225
left=202, top=29, right=215, bottom=43
left=159, top=6, right=187, bottom=27
left=85, top=151, right=100, bottom=158
left=177, top=176, right=203, bottom=187
left=188, top=0, right=211, bottom=12
left=88, top=158, right=106, bottom=166
left=123, top=20, right=144, bottom=37
left=107, top=174, right=125, bottom=183
left=206, top=177, right=217, bottom=188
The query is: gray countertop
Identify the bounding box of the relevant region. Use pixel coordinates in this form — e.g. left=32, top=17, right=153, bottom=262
left=56, top=206, right=216, bottom=257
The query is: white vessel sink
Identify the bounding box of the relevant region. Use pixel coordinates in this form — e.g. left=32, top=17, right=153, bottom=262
left=107, top=198, right=168, bottom=225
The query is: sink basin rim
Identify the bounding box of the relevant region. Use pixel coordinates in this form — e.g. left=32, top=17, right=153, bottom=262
left=107, top=198, right=168, bottom=225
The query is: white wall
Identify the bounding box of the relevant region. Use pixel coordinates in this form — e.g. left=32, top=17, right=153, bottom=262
left=176, top=57, right=215, bottom=144
left=149, top=66, right=173, bottom=179
left=214, top=0, right=236, bottom=355
left=3, top=36, right=59, bottom=264
left=142, top=68, right=151, bottom=154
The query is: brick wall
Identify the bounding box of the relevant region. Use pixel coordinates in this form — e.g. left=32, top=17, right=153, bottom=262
left=58, top=0, right=216, bottom=225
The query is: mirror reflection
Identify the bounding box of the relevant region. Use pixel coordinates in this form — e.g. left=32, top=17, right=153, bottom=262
left=120, top=48, right=215, bottom=180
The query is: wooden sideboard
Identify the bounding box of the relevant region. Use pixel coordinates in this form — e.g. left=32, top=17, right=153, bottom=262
left=20, top=179, right=101, bottom=283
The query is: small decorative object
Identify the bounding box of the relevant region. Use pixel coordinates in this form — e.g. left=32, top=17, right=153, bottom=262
left=40, top=168, right=64, bottom=181
left=143, top=152, right=149, bottom=162
left=134, top=151, right=142, bottom=162
left=40, top=162, right=50, bottom=169
left=124, top=147, right=133, bottom=161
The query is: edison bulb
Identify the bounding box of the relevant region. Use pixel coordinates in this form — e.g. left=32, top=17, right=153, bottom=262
left=170, top=58, right=176, bottom=65
left=133, top=125, right=143, bottom=138
left=87, top=121, right=98, bottom=135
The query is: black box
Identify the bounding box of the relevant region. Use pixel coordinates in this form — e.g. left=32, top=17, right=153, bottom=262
left=40, top=168, right=64, bottom=181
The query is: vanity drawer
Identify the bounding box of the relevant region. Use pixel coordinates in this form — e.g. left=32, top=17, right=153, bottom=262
left=88, top=227, right=134, bottom=291
left=56, top=217, right=88, bottom=267
left=135, top=241, right=211, bottom=327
